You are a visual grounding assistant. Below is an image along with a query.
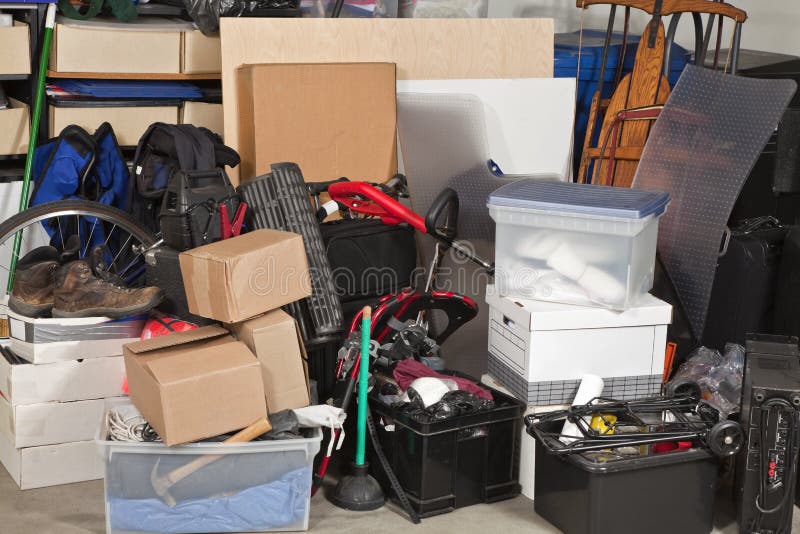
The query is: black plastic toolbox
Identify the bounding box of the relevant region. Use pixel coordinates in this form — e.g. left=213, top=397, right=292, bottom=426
left=533, top=421, right=718, bottom=534
left=369, top=377, right=523, bottom=517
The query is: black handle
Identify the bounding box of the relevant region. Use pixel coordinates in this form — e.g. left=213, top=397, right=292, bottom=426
left=307, top=177, right=349, bottom=197
left=425, top=188, right=459, bottom=243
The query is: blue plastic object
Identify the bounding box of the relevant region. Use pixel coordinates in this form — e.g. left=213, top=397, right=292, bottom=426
left=53, top=79, right=203, bottom=99
left=555, top=30, right=692, bottom=173
left=488, top=179, right=670, bottom=220
left=109, top=466, right=311, bottom=533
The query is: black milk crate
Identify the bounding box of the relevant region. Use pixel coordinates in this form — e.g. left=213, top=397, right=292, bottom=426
left=369, top=374, right=523, bottom=517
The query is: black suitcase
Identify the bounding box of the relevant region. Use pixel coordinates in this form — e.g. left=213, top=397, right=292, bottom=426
left=144, top=246, right=214, bottom=326
left=774, top=227, right=800, bottom=338
left=702, top=217, right=787, bottom=350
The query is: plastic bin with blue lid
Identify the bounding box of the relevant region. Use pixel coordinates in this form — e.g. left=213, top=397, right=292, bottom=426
left=487, top=180, right=670, bottom=310
left=555, top=30, right=692, bottom=173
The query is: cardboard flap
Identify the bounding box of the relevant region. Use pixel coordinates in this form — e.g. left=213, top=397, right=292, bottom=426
left=144, top=341, right=256, bottom=384
left=124, top=325, right=228, bottom=354
left=182, top=230, right=300, bottom=261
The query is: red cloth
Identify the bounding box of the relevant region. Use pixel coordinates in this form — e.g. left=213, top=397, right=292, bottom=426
left=393, top=359, right=493, bottom=401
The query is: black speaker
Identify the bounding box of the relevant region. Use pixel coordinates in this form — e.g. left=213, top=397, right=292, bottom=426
left=735, top=334, right=800, bottom=534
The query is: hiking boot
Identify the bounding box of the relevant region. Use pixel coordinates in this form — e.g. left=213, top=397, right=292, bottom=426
left=53, top=260, right=164, bottom=319
left=8, top=246, right=60, bottom=317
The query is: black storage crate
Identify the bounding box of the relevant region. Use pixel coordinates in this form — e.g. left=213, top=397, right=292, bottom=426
left=369, top=379, right=523, bottom=517
left=534, top=421, right=718, bottom=534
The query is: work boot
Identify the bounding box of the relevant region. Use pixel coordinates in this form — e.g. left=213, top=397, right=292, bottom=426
left=53, top=260, right=164, bottom=319
left=8, top=246, right=60, bottom=317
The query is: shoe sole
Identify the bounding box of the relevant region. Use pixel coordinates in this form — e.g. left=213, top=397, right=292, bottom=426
left=52, top=291, right=165, bottom=319
left=8, top=296, right=54, bottom=318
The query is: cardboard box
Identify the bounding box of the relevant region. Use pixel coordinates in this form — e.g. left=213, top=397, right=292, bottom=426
left=182, top=30, right=221, bottom=74
left=0, top=21, right=31, bottom=75
left=228, top=310, right=310, bottom=413
left=236, top=62, right=397, bottom=183
left=0, top=394, right=113, bottom=448
left=0, top=98, right=30, bottom=155
left=49, top=104, right=179, bottom=147
left=181, top=101, right=224, bottom=137
left=8, top=311, right=146, bottom=364
left=0, top=435, right=102, bottom=490
left=485, top=287, right=671, bottom=405
left=179, top=230, right=311, bottom=323
left=0, top=352, right=125, bottom=406
left=50, top=20, right=181, bottom=74
left=124, top=325, right=267, bottom=446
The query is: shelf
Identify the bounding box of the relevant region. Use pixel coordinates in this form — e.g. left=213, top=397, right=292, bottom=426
left=47, top=71, right=222, bottom=80
left=0, top=74, right=29, bottom=81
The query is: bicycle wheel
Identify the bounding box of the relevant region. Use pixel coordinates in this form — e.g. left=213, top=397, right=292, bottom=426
left=0, top=200, right=158, bottom=300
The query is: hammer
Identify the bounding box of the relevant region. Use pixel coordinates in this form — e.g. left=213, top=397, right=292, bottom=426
left=150, top=416, right=272, bottom=507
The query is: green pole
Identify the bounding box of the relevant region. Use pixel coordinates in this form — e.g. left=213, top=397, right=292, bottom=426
left=7, top=3, right=57, bottom=292
left=355, top=306, right=371, bottom=466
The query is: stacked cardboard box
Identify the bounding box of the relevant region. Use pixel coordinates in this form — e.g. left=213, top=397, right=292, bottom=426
left=124, top=229, right=314, bottom=446
left=0, top=312, right=143, bottom=489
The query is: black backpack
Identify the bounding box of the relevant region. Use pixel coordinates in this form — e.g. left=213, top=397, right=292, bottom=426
left=129, top=123, right=240, bottom=235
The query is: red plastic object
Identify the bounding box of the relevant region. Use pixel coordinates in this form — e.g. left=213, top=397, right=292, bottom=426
left=652, top=441, right=694, bottom=454
left=220, top=201, right=248, bottom=239
left=140, top=314, right=198, bottom=340
left=328, top=181, right=426, bottom=232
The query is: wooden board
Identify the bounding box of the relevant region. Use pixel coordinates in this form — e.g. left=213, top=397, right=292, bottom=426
left=220, top=17, right=554, bottom=185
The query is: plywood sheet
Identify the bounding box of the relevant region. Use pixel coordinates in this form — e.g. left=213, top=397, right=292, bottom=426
left=221, top=17, right=554, bottom=184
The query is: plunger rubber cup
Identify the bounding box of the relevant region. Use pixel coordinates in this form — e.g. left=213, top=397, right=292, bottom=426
left=329, top=462, right=385, bottom=511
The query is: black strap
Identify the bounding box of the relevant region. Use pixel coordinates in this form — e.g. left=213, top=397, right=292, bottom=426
left=648, top=0, right=664, bottom=48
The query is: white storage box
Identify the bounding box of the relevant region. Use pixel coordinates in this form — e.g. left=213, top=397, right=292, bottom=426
left=0, top=393, right=116, bottom=448
left=8, top=311, right=146, bottom=364
left=0, top=350, right=125, bottom=405
left=486, top=285, right=671, bottom=405
left=97, top=402, right=321, bottom=534
left=0, top=434, right=103, bottom=489
left=488, top=180, right=669, bottom=309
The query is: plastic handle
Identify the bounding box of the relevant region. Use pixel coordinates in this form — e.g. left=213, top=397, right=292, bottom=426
left=307, top=177, right=349, bottom=197
left=425, top=188, right=459, bottom=243
left=355, top=306, right=372, bottom=466
left=328, top=181, right=426, bottom=232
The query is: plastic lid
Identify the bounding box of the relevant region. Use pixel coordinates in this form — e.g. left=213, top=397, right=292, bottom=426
left=488, top=180, right=670, bottom=220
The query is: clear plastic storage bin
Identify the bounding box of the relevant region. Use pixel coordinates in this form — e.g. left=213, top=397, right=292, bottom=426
left=488, top=180, right=669, bottom=310
left=96, top=402, right=321, bottom=534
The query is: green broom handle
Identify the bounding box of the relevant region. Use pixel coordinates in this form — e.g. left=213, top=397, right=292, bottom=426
left=8, top=3, right=57, bottom=292
left=355, top=306, right=372, bottom=466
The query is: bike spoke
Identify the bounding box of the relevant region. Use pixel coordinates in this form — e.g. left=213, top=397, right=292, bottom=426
left=110, top=234, right=133, bottom=273
left=82, top=218, right=99, bottom=258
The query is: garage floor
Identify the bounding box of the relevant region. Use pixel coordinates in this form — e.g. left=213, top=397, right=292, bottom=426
left=2, top=468, right=799, bottom=534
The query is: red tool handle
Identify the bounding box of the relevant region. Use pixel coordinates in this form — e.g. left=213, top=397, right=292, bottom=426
left=328, top=181, right=426, bottom=233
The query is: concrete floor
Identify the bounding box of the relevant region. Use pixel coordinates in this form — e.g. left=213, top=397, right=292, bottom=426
left=2, top=467, right=800, bottom=534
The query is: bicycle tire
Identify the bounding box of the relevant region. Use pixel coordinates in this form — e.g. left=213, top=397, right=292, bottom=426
left=0, top=200, right=157, bottom=249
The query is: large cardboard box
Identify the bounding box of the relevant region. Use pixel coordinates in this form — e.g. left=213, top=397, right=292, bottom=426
left=0, top=353, right=125, bottom=406
left=0, top=394, right=112, bottom=448
left=0, top=21, right=31, bottom=75
left=8, top=311, right=147, bottom=364
left=0, top=435, right=102, bottom=490
left=181, top=101, right=223, bottom=137
left=228, top=310, right=310, bottom=413
left=236, top=62, right=397, bottom=183
left=182, top=30, right=221, bottom=74
left=124, top=325, right=268, bottom=446
left=50, top=20, right=181, bottom=74
left=0, top=98, right=30, bottom=155
left=179, top=230, right=311, bottom=323
left=49, top=104, right=179, bottom=147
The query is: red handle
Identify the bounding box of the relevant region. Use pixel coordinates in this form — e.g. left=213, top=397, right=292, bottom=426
left=328, top=181, right=426, bottom=233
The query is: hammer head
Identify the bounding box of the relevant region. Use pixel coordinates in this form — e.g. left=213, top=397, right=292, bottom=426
left=150, top=460, right=177, bottom=508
